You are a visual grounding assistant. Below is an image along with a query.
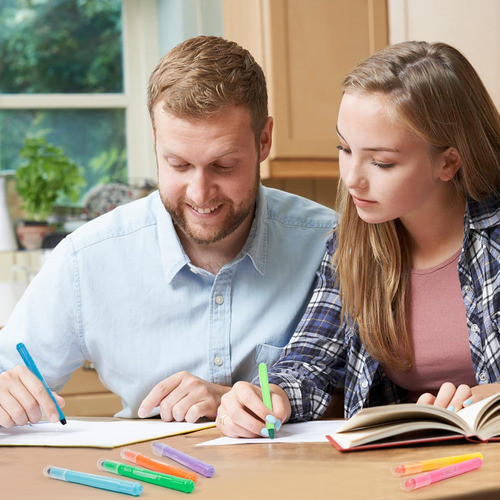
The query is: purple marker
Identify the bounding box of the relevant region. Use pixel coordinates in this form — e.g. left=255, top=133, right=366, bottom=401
left=151, top=441, right=215, bottom=478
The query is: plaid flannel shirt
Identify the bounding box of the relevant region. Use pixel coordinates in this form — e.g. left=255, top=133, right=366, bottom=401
left=265, top=196, right=500, bottom=420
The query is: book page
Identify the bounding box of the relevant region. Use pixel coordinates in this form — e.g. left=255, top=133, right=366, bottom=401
left=332, top=420, right=464, bottom=449
left=0, top=419, right=215, bottom=448
left=337, top=403, right=472, bottom=435
left=456, top=392, right=500, bottom=440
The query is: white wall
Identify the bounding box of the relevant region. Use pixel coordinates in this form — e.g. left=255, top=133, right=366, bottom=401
left=157, top=0, right=223, bottom=56
left=388, top=0, right=500, bottom=109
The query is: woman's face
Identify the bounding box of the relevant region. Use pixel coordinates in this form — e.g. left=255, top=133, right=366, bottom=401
left=337, top=92, right=451, bottom=227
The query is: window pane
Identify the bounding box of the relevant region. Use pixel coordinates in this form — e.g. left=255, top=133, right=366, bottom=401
left=0, top=109, right=127, bottom=204
left=0, top=0, right=123, bottom=94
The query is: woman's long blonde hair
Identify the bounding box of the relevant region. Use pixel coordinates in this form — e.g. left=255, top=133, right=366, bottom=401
left=335, top=41, right=500, bottom=370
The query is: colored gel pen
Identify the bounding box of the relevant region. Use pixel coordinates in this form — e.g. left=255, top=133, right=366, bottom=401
left=259, top=362, right=275, bottom=438
left=120, top=448, right=197, bottom=482
left=44, top=466, right=143, bottom=496
left=392, top=452, right=483, bottom=477
left=400, top=457, right=483, bottom=492
left=16, top=343, right=66, bottom=425
left=98, top=459, right=195, bottom=493
left=152, top=441, right=215, bottom=478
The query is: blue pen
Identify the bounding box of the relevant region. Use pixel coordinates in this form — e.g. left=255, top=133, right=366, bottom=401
left=16, top=342, right=67, bottom=425
left=44, top=466, right=143, bottom=496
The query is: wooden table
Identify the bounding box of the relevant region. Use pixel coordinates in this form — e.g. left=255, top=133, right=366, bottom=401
left=3, top=424, right=500, bottom=499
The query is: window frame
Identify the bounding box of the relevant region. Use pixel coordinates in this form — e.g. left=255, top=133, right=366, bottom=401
left=0, top=0, right=159, bottom=183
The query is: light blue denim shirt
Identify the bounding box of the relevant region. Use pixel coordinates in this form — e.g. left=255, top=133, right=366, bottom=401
left=0, top=185, right=336, bottom=417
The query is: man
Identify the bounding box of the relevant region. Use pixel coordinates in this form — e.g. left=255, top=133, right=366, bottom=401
left=0, top=36, right=336, bottom=426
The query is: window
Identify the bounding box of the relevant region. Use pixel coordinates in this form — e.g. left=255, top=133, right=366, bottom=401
left=0, top=0, right=159, bottom=206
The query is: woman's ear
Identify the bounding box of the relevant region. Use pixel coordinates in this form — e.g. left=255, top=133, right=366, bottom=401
left=439, top=147, right=462, bottom=182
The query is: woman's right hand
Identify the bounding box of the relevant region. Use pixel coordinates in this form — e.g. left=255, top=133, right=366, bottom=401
left=216, top=381, right=291, bottom=438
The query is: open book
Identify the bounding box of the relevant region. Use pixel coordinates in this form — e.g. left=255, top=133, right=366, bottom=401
left=327, top=392, right=500, bottom=452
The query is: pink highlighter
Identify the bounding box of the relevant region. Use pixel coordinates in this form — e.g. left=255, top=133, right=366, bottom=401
left=400, top=457, right=483, bottom=492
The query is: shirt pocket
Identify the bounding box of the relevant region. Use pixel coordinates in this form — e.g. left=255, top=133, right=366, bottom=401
left=255, top=343, right=284, bottom=367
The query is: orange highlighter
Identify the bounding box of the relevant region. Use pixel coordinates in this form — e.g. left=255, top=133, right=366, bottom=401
left=120, top=449, right=197, bottom=483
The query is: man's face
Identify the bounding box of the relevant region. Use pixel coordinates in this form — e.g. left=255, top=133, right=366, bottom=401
left=153, top=105, right=272, bottom=246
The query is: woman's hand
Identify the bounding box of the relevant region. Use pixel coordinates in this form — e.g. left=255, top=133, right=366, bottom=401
left=416, top=382, right=500, bottom=412
left=216, top=381, right=291, bottom=438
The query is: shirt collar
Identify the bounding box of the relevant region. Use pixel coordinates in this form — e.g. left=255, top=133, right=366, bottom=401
left=155, top=185, right=268, bottom=283
left=466, top=195, right=500, bottom=232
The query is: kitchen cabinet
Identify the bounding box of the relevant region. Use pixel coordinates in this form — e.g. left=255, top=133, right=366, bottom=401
left=223, top=0, right=388, bottom=178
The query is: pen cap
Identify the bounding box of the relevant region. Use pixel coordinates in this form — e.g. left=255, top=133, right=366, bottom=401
left=121, top=449, right=140, bottom=463
left=151, top=441, right=164, bottom=457
left=97, top=458, right=119, bottom=474
left=44, top=466, right=65, bottom=480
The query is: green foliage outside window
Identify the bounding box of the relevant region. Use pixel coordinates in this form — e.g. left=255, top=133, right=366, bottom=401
left=16, top=136, right=86, bottom=221
left=0, top=0, right=127, bottom=206
left=0, top=0, right=123, bottom=94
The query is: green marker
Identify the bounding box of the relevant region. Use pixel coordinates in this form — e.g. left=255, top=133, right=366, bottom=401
left=258, top=362, right=275, bottom=439
left=97, top=459, right=195, bottom=493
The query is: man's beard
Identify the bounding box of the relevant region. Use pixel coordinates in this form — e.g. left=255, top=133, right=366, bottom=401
left=161, top=169, right=260, bottom=246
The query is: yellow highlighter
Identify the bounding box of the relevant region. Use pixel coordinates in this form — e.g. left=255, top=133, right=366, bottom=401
left=392, top=452, right=483, bottom=477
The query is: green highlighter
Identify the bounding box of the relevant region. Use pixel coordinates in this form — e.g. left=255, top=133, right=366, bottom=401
left=258, top=362, right=275, bottom=439
left=98, top=459, right=195, bottom=493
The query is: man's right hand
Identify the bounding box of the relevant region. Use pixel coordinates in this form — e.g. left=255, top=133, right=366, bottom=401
left=0, top=365, right=65, bottom=427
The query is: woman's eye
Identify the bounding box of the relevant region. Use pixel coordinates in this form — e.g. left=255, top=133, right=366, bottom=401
left=337, top=145, right=351, bottom=154
left=372, top=161, right=395, bottom=169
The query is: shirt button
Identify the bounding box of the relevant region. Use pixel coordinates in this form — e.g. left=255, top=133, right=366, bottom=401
left=479, top=372, right=488, bottom=382
left=463, top=285, right=472, bottom=294
left=471, top=324, right=480, bottom=334
left=214, top=356, right=223, bottom=367
left=215, top=295, right=224, bottom=305
left=361, top=380, right=368, bottom=389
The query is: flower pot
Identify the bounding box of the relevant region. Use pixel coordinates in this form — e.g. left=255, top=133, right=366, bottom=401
left=16, top=221, right=54, bottom=250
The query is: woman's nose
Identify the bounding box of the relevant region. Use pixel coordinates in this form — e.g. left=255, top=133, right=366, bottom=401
left=340, top=158, right=367, bottom=190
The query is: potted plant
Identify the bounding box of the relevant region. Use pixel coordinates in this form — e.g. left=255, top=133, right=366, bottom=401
left=15, top=136, right=85, bottom=249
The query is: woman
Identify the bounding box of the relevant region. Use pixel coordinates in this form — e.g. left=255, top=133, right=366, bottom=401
left=216, top=41, right=500, bottom=438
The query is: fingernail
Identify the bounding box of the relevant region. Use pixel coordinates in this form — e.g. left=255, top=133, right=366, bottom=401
left=138, top=408, right=146, bottom=418
left=266, top=414, right=276, bottom=424
left=463, top=398, right=473, bottom=406
left=49, top=413, right=59, bottom=423
left=447, top=405, right=455, bottom=412
left=260, top=427, right=269, bottom=437
left=275, top=419, right=282, bottom=431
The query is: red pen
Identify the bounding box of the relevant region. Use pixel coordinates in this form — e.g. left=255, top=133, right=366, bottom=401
left=120, top=449, right=197, bottom=483
left=400, top=457, right=483, bottom=492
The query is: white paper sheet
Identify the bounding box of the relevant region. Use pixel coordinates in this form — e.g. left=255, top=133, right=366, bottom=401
left=197, top=420, right=344, bottom=446
left=0, top=419, right=215, bottom=448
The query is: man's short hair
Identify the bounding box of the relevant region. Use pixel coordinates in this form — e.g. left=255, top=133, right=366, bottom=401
left=148, top=36, right=268, bottom=140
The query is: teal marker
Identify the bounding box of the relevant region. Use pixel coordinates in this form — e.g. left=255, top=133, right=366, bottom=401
left=44, top=466, right=143, bottom=496
left=16, top=343, right=66, bottom=425
left=258, top=362, right=275, bottom=439
left=98, top=459, right=195, bottom=493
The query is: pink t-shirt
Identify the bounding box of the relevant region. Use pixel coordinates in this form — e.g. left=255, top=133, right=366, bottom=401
left=382, top=248, right=476, bottom=402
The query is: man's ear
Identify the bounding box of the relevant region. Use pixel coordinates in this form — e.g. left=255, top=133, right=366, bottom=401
left=439, top=147, right=461, bottom=182
left=259, top=117, right=273, bottom=162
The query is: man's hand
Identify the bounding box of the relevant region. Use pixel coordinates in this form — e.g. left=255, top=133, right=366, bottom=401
left=138, top=371, right=230, bottom=422
left=0, top=365, right=65, bottom=427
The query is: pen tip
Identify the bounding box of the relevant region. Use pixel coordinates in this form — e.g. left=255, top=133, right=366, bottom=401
left=60, top=418, right=67, bottom=425
left=268, top=429, right=275, bottom=439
